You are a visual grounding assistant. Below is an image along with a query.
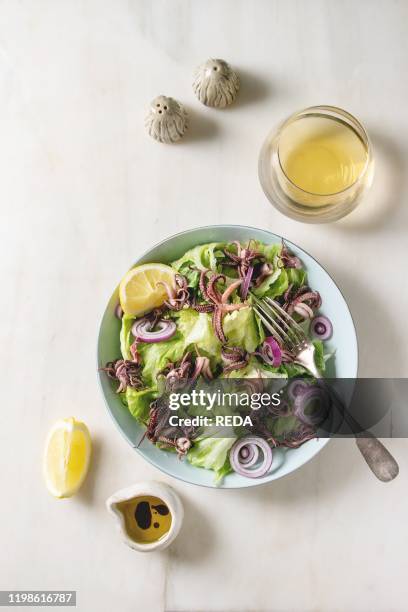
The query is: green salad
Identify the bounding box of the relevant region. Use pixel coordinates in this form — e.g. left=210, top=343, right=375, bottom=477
left=102, top=240, right=333, bottom=483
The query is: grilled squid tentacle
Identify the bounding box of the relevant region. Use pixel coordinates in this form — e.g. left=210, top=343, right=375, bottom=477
left=100, top=359, right=143, bottom=393
left=221, top=279, right=242, bottom=303
left=157, top=273, right=190, bottom=311
left=212, top=308, right=227, bottom=343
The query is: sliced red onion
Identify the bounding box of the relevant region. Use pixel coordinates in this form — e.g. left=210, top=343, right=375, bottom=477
left=115, top=303, right=124, bottom=319
left=239, top=446, right=250, bottom=459
left=262, top=337, right=282, bottom=367
left=238, top=443, right=259, bottom=467
left=229, top=437, right=273, bottom=478
left=287, top=378, right=310, bottom=402
left=131, top=318, right=176, bottom=343
left=294, top=386, right=329, bottom=427
left=241, top=265, right=254, bottom=299
left=267, top=398, right=291, bottom=417
left=310, top=315, right=333, bottom=340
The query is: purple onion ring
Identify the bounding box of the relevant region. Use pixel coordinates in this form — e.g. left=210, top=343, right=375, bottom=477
left=229, top=437, right=273, bottom=478
left=294, top=386, right=329, bottom=427
left=310, top=315, right=333, bottom=340
left=238, top=443, right=260, bottom=467
left=114, top=303, right=124, bottom=319
left=287, top=378, right=310, bottom=403
left=131, top=318, right=176, bottom=343
left=262, top=336, right=282, bottom=367
left=241, top=265, right=254, bottom=299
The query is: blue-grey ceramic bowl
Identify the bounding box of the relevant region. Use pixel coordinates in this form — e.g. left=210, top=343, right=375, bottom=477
left=97, top=225, right=358, bottom=488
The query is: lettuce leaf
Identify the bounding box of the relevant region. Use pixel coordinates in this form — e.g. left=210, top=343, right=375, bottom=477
left=250, top=243, right=306, bottom=297
left=138, top=332, right=186, bottom=386
left=138, top=307, right=265, bottom=385
left=125, top=386, right=155, bottom=422
left=253, top=268, right=289, bottom=299
left=181, top=266, right=201, bottom=290
left=176, top=309, right=221, bottom=362
left=172, top=242, right=226, bottom=273
left=223, top=307, right=262, bottom=353
left=120, top=314, right=135, bottom=360
left=250, top=241, right=281, bottom=264
left=313, top=340, right=325, bottom=372
left=287, top=268, right=307, bottom=288
left=214, top=456, right=233, bottom=483
left=254, top=310, right=266, bottom=345
left=138, top=309, right=220, bottom=384
left=269, top=415, right=299, bottom=437
left=225, top=356, right=288, bottom=379
left=280, top=362, right=308, bottom=377
left=171, top=243, right=226, bottom=289
left=187, top=437, right=235, bottom=484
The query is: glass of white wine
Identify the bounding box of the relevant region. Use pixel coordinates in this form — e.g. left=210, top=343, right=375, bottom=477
left=259, top=106, right=374, bottom=223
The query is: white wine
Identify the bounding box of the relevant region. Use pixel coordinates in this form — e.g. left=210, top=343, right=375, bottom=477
left=259, top=106, right=374, bottom=222
left=278, top=114, right=369, bottom=202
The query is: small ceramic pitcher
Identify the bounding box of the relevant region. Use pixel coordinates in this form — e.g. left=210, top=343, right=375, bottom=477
left=106, top=481, right=184, bottom=552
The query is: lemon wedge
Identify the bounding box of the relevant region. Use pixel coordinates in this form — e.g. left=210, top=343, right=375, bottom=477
left=119, top=263, right=176, bottom=316
left=43, top=418, right=91, bottom=498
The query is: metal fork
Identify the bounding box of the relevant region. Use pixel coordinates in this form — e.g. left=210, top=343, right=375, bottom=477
left=252, top=295, right=399, bottom=482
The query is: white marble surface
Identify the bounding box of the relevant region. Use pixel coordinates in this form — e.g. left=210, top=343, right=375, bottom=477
left=1, top=1, right=408, bottom=611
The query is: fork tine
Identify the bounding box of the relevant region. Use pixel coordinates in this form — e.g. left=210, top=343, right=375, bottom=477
left=253, top=304, right=295, bottom=351
left=265, top=298, right=305, bottom=332
left=253, top=296, right=299, bottom=343
left=254, top=299, right=290, bottom=336
left=265, top=297, right=306, bottom=340
left=253, top=306, right=287, bottom=346
left=263, top=304, right=303, bottom=345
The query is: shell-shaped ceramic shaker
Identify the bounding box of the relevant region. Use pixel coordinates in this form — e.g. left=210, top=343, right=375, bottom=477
left=193, top=58, right=239, bottom=108
left=145, top=95, right=188, bottom=144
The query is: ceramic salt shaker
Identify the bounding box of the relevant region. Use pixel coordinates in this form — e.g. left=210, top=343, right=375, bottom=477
left=193, top=58, right=239, bottom=108
left=145, top=95, right=188, bottom=144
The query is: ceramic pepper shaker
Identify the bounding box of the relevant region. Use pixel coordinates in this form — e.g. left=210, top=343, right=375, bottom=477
left=145, top=95, right=188, bottom=144
left=193, top=58, right=239, bottom=108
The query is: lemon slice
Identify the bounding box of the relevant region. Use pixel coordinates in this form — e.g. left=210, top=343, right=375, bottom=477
left=43, top=418, right=91, bottom=498
left=119, top=263, right=176, bottom=316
